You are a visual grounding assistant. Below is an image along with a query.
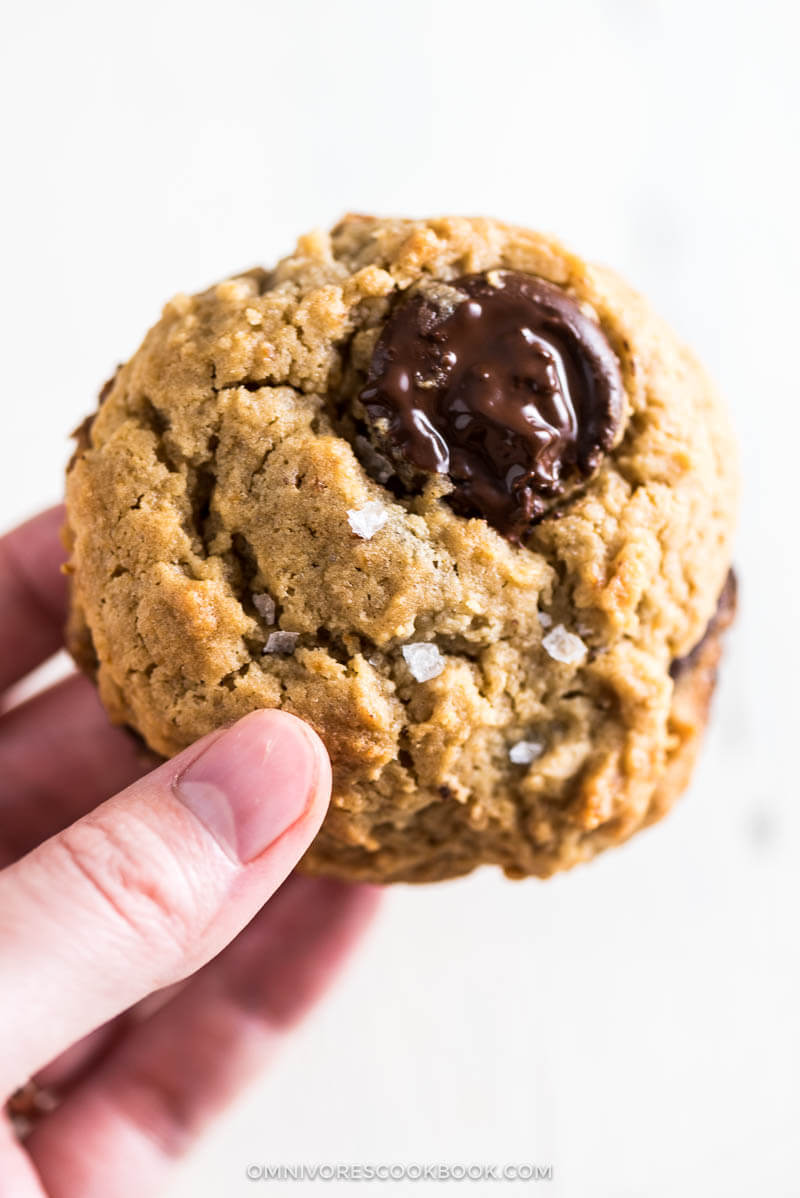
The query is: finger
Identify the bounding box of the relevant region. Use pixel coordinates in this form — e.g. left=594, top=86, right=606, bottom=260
left=33, top=984, right=188, bottom=1093
left=0, top=673, right=155, bottom=866
left=0, top=1119, right=46, bottom=1198
left=33, top=983, right=188, bottom=1093
left=34, top=1026, right=124, bottom=1092
left=0, top=709, right=331, bottom=1095
left=26, top=877, right=380, bottom=1198
left=0, top=506, right=68, bottom=693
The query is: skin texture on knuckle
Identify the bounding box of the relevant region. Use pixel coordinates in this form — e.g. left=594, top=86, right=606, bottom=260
left=54, top=808, right=219, bottom=972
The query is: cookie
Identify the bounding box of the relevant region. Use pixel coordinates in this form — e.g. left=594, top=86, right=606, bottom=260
left=64, top=216, right=738, bottom=882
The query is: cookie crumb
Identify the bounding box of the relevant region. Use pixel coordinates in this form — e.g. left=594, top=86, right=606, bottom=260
left=509, top=739, right=544, bottom=764
left=347, top=500, right=388, bottom=540
left=402, top=642, right=445, bottom=682
left=542, top=625, right=587, bottom=665
left=263, top=630, right=298, bottom=655
left=252, top=592, right=276, bottom=623
left=486, top=269, right=506, bottom=288
left=538, top=610, right=553, bottom=628
left=417, top=280, right=467, bottom=318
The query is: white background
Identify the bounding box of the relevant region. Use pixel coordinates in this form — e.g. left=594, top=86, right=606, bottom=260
left=2, top=1, right=799, bottom=1195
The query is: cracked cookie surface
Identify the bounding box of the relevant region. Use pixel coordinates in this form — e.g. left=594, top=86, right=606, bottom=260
left=64, top=215, right=738, bottom=882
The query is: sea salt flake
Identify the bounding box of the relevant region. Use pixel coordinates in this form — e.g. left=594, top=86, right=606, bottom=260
left=252, top=592, right=276, bottom=623
left=542, top=624, right=587, bottom=666
left=263, top=630, right=298, bottom=655
left=402, top=642, right=445, bottom=682
left=509, top=739, right=544, bottom=765
left=538, top=610, right=553, bottom=628
left=347, top=500, right=388, bottom=540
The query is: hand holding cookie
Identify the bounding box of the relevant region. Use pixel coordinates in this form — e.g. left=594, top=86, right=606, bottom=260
left=65, top=216, right=738, bottom=883
left=0, top=508, right=378, bottom=1196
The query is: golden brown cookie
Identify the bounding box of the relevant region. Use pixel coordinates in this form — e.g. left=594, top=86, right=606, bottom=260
left=64, top=216, right=738, bottom=882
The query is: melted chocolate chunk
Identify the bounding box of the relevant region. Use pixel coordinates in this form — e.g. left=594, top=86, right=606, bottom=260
left=360, top=271, right=624, bottom=540
left=670, top=570, right=738, bottom=679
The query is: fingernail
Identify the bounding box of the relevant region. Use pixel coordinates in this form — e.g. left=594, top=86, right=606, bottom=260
left=173, top=711, right=323, bottom=863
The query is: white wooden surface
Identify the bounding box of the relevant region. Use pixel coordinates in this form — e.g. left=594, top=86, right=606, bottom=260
left=2, top=2, right=798, bottom=1194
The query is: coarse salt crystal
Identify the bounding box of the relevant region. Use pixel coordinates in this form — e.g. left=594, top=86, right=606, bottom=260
left=252, top=592, right=276, bottom=623
left=542, top=624, right=587, bottom=666
left=402, top=642, right=445, bottom=682
left=263, top=630, right=298, bottom=655
left=347, top=500, right=388, bottom=540
left=538, top=610, right=553, bottom=628
left=509, top=739, right=544, bottom=765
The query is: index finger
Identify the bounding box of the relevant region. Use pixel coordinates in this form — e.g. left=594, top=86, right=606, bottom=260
left=0, top=506, right=69, bottom=693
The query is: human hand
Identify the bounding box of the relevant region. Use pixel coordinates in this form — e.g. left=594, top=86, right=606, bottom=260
left=0, top=507, right=380, bottom=1198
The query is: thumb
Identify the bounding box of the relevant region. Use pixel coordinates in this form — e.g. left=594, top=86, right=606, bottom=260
left=0, top=709, right=331, bottom=1096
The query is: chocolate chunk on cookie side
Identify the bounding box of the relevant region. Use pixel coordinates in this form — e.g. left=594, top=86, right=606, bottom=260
left=670, top=569, right=738, bottom=679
